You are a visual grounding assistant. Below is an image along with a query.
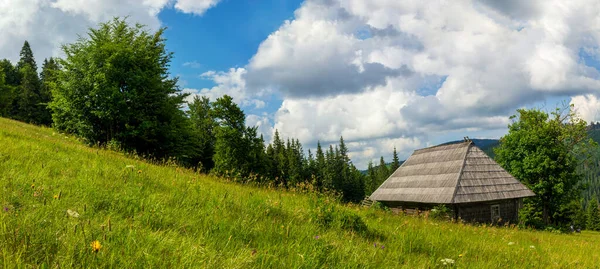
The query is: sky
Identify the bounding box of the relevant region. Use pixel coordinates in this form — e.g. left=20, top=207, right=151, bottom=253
left=2, top=0, right=600, bottom=169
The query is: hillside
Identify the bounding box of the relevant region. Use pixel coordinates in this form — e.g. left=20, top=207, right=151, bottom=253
left=1, top=117, right=600, bottom=268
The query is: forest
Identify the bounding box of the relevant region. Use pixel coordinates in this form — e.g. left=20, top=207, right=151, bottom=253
left=1, top=18, right=600, bottom=230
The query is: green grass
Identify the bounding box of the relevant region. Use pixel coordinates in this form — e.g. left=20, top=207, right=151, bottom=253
left=1, top=117, right=600, bottom=268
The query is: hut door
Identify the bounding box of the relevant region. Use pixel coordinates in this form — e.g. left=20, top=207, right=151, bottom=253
left=491, top=205, right=500, bottom=222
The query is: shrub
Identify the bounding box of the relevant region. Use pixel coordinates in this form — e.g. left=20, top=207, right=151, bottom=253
left=430, top=205, right=452, bottom=220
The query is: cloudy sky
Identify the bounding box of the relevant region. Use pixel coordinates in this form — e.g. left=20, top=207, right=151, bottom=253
left=2, top=0, right=600, bottom=168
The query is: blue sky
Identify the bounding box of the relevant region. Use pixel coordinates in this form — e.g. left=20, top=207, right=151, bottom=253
left=2, top=0, right=600, bottom=168
left=159, top=0, right=302, bottom=116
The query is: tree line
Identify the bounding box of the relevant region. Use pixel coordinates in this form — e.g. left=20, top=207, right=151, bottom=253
left=0, top=18, right=397, bottom=203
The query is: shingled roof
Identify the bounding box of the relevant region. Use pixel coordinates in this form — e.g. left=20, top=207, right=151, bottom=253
left=369, top=141, right=535, bottom=204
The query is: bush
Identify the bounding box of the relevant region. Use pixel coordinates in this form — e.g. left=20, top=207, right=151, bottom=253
left=430, top=205, right=452, bottom=220
left=337, top=210, right=368, bottom=234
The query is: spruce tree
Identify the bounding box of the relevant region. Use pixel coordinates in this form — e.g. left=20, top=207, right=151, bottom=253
left=39, top=57, right=60, bottom=125
left=391, top=147, right=401, bottom=171
left=14, top=41, right=42, bottom=124
left=188, top=96, right=216, bottom=170
left=587, top=197, right=600, bottom=231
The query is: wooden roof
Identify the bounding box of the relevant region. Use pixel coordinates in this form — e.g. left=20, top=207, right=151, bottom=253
left=369, top=141, right=535, bottom=204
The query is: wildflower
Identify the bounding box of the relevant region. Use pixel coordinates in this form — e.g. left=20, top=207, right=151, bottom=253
left=3, top=207, right=8, bottom=212
left=31, top=184, right=35, bottom=189
left=459, top=254, right=463, bottom=258
left=91, top=240, right=102, bottom=253
left=440, top=258, right=455, bottom=265
left=374, top=243, right=377, bottom=247
left=508, top=242, right=515, bottom=246
left=314, top=235, right=320, bottom=239
left=67, top=209, right=80, bottom=218
left=381, top=245, right=385, bottom=249
left=53, top=194, right=59, bottom=199
left=529, top=245, right=535, bottom=249
left=137, top=170, right=142, bottom=174
left=125, top=165, right=135, bottom=169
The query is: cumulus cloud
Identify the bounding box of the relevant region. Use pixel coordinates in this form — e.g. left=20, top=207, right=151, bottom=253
left=0, top=0, right=222, bottom=63
left=572, top=94, right=600, bottom=123
left=184, top=68, right=267, bottom=109
left=235, top=0, right=600, bottom=167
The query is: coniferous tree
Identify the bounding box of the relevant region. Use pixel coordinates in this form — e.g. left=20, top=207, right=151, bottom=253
left=587, top=197, right=600, bottom=231
left=0, top=60, right=18, bottom=117
left=315, top=142, right=326, bottom=189
left=188, top=96, right=216, bottom=170
left=366, top=160, right=377, bottom=195
left=376, top=156, right=389, bottom=186
left=14, top=41, right=42, bottom=124
left=391, top=147, right=401, bottom=171
left=38, top=57, right=60, bottom=125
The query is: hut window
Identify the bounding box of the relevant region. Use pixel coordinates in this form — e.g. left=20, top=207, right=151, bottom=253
left=491, top=205, right=500, bottom=221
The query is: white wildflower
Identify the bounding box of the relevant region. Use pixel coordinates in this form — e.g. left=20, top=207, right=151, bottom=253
left=67, top=209, right=80, bottom=218
left=440, top=258, right=455, bottom=265
left=508, top=242, right=515, bottom=245
left=529, top=245, right=535, bottom=249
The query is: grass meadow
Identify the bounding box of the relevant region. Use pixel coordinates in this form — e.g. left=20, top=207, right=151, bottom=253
left=1, top=117, right=599, bottom=268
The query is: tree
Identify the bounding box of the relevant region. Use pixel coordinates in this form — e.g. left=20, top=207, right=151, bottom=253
left=51, top=18, right=189, bottom=160
left=0, top=60, right=18, bottom=117
left=211, top=95, right=248, bottom=175
left=17, top=41, right=37, bottom=72
left=587, top=197, right=600, bottom=231
left=376, top=156, right=389, bottom=187
left=187, top=96, right=216, bottom=170
left=494, top=105, right=596, bottom=226
left=14, top=41, right=43, bottom=124
left=391, top=147, right=401, bottom=171
left=38, top=58, right=60, bottom=125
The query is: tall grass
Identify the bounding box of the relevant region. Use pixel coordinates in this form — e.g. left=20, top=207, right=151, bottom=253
left=0, top=117, right=599, bottom=268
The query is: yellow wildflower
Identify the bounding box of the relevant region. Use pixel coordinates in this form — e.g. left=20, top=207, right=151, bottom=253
left=53, top=194, right=59, bottom=199
left=91, top=240, right=102, bottom=253
left=459, top=254, right=463, bottom=258
left=137, top=170, right=142, bottom=174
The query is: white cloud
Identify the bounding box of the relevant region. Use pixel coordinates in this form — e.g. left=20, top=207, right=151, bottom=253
left=184, top=68, right=268, bottom=109
left=571, top=94, right=600, bottom=123
left=174, top=0, right=221, bottom=15
left=0, top=0, right=223, bottom=64
left=231, top=0, right=600, bottom=167
left=183, top=61, right=202, bottom=68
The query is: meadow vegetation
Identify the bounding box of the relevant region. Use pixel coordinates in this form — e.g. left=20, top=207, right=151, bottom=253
left=1, top=117, right=600, bottom=268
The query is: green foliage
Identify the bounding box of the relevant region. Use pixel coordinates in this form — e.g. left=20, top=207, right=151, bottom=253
left=187, top=96, right=216, bottom=171
left=50, top=18, right=189, bottom=161
left=495, top=105, right=596, bottom=226
left=391, top=147, right=401, bottom=171
left=587, top=197, right=600, bottom=231
left=430, top=205, right=452, bottom=220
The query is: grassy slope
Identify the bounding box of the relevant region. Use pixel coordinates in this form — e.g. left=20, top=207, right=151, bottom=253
left=1, top=117, right=599, bottom=268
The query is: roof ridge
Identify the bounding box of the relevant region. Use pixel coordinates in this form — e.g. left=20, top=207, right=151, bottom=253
left=450, top=141, right=472, bottom=204
left=415, top=140, right=471, bottom=152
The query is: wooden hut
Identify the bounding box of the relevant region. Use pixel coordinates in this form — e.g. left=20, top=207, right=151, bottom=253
left=369, top=141, right=535, bottom=223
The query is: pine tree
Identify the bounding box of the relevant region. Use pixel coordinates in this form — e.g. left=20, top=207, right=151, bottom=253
left=366, top=160, right=376, bottom=195
left=188, top=96, right=216, bottom=170
left=17, top=41, right=37, bottom=71
left=0, top=60, right=18, bottom=117
left=391, top=147, right=401, bottom=171
left=14, top=41, right=42, bottom=124
left=316, top=142, right=325, bottom=189
left=39, top=57, right=60, bottom=125
left=587, top=197, right=600, bottom=231
left=376, top=156, right=389, bottom=186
